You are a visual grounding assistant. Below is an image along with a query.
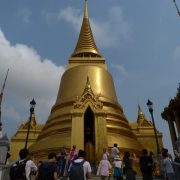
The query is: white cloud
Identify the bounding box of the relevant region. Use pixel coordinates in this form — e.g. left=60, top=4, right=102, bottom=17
left=90, top=7, right=131, bottom=48
left=58, top=7, right=81, bottom=30
left=174, top=46, right=180, bottom=59
left=18, top=8, right=32, bottom=24
left=4, top=106, right=21, bottom=122
left=0, top=29, right=65, bottom=124
left=112, top=64, right=129, bottom=77
left=43, top=6, right=131, bottom=48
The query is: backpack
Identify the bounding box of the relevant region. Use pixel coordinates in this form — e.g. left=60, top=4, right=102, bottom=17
left=37, top=162, right=55, bottom=180
left=9, top=160, right=27, bottom=180
left=69, top=160, right=85, bottom=180
left=140, top=156, right=152, bottom=173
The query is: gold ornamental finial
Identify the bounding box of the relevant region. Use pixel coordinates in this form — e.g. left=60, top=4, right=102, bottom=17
left=137, top=104, right=145, bottom=125
left=81, top=76, right=94, bottom=96
left=31, top=113, right=37, bottom=128
left=83, top=76, right=91, bottom=93
left=70, top=0, right=104, bottom=60
left=24, top=112, right=37, bottom=129
left=138, top=104, right=142, bottom=114
left=86, top=76, right=91, bottom=89
left=84, top=0, right=88, bottom=18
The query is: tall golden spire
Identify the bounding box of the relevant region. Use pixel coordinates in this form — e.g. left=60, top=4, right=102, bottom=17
left=70, top=0, right=104, bottom=62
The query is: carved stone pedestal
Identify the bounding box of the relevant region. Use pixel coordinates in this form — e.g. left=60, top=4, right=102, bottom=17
left=0, top=134, right=10, bottom=180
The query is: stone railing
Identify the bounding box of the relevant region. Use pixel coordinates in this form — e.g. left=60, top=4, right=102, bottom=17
left=0, top=160, right=17, bottom=180
left=0, top=164, right=11, bottom=180
left=173, top=161, right=180, bottom=180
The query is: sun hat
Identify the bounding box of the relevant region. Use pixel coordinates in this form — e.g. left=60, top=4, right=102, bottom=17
left=114, top=155, right=121, bottom=160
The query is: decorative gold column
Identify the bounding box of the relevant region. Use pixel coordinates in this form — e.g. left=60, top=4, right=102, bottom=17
left=173, top=109, right=180, bottom=135
left=95, top=111, right=107, bottom=163
left=71, top=111, right=84, bottom=150
left=168, top=116, right=177, bottom=151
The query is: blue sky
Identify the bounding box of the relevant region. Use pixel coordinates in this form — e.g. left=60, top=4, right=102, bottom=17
left=0, top=0, right=180, bottom=155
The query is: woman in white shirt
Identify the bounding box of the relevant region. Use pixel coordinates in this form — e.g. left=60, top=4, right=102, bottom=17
left=113, top=155, right=123, bottom=180
left=163, top=152, right=175, bottom=180
left=25, top=155, right=37, bottom=180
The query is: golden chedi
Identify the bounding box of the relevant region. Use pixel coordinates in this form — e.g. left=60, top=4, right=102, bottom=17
left=30, top=1, right=145, bottom=163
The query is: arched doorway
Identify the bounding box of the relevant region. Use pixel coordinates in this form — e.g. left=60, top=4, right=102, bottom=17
left=84, top=106, right=95, bottom=165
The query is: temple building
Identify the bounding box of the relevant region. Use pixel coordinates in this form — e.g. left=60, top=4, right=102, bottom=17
left=10, top=113, right=43, bottom=160
left=10, top=1, right=163, bottom=165
left=162, top=84, right=180, bottom=152
left=130, top=105, right=163, bottom=153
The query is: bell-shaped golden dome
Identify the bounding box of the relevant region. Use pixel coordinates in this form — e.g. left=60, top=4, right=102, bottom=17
left=55, top=65, right=118, bottom=105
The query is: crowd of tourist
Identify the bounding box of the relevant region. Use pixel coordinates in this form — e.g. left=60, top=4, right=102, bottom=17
left=9, top=144, right=179, bottom=180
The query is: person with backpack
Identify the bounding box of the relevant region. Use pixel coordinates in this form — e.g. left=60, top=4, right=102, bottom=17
left=162, top=151, right=175, bottom=180
left=10, top=148, right=37, bottom=180
left=139, top=149, right=153, bottom=180
left=26, top=155, right=38, bottom=180
left=69, top=149, right=92, bottom=180
left=37, top=152, right=59, bottom=180
left=58, top=146, right=68, bottom=178
left=67, top=145, right=78, bottom=173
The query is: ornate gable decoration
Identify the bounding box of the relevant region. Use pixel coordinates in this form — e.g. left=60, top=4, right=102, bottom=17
left=140, top=119, right=153, bottom=127
left=20, top=114, right=37, bottom=129
left=74, top=76, right=103, bottom=110
left=137, top=105, right=153, bottom=127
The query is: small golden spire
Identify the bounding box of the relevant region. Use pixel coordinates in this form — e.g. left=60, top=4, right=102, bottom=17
left=70, top=0, right=104, bottom=60
left=137, top=104, right=145, bottom=125
left=31, top=113, right=37, bottom=128
left=24, top=112, right=37, bottom=129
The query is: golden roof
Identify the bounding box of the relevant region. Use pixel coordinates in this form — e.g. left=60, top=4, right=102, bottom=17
left=69, top=0, right=104, bottom=63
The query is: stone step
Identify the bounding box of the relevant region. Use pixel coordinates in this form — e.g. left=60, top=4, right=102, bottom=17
left=59, top=176, right=163, bottom=180
left=91, top=177, right=163, bottom=180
